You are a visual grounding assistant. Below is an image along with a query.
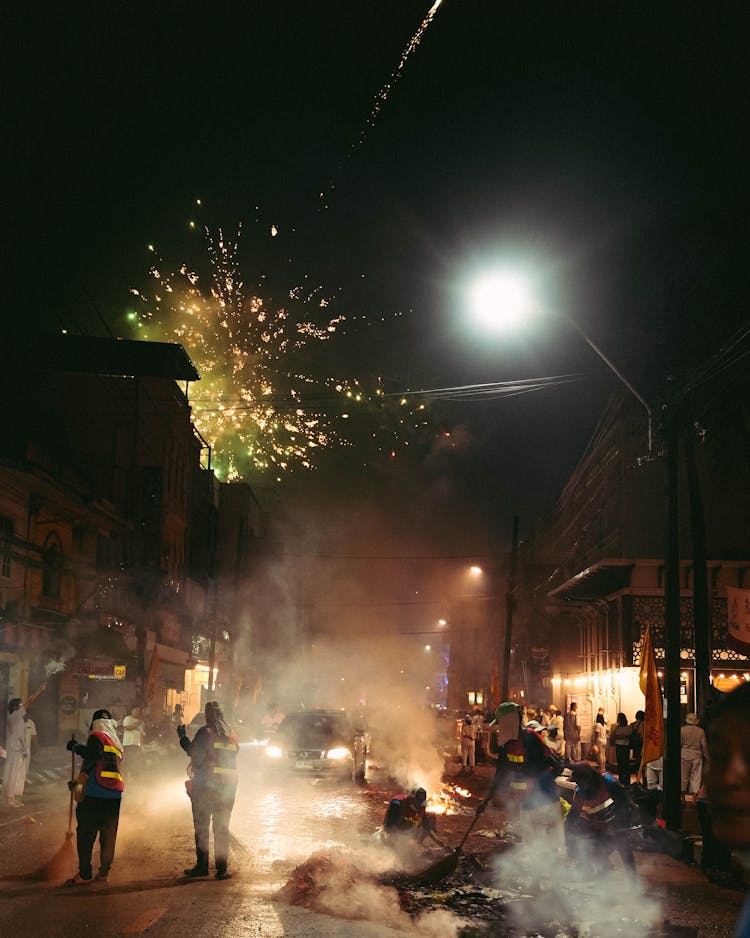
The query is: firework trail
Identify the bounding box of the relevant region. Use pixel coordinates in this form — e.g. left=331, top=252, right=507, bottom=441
left=359, top=0, right=444, bottom=146
left=319, top=0, right=445, bottom=208
left=129, top=224, right=431, bottom=481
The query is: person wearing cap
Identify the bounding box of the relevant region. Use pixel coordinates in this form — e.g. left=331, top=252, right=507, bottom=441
left=681, top=712, right=708, bottom=795
left=488, top=701, right=563, bottom=843
left=565, top=760, right=635, bottom=872
left=178, top=700, right=239, bottom=880
left=63, top=708, right=124, bottom=885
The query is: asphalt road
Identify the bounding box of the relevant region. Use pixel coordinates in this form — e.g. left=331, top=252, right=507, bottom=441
left=0, top=750, right=745, bottom=937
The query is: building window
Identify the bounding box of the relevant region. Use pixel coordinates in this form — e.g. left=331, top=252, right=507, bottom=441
left=0, top=515, right=12, bottom=578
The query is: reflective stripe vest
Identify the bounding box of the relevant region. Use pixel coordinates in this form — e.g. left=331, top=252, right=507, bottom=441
left=207, top=729, right=239, bottom=786
left=90, top=731, right=124, bottom=791
left=505, top=738, right=528, bottom=792
left=575, top=780, right=617, bottom=826
left=384, top=795, right=425, bottom=830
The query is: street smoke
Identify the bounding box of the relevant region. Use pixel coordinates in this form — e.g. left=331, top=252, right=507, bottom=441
left=488, top=815, right=662, bottom=936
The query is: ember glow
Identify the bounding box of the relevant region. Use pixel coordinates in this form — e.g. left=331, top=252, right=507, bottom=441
left=129, top=224, right=429, bottom=480
left=427, top=782, right=473, bottom=817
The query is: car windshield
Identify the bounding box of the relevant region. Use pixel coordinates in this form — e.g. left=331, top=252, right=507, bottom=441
left=277, top=713, right=350, bottom=746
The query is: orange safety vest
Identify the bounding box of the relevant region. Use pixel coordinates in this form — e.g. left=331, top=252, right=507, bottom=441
left=90, top=731, right=124, bottom=791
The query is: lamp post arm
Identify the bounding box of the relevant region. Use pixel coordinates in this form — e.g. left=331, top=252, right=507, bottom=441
left=566, top=317, right=653, bottom=453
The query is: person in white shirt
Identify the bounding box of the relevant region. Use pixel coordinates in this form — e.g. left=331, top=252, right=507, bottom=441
left=459, top=716, right=476, bottom=774
left=122, top=705, right=146, bottom=776
left=681, top=712, right=708, bottom=794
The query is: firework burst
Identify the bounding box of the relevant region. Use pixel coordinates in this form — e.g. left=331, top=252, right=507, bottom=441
left=128, top=225, right=430, bottom=481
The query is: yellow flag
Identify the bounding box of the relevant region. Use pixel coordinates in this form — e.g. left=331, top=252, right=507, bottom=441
left=638, top=625, right=664, bottom=775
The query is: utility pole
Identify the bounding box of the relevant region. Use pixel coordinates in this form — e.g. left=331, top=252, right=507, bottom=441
left=501, top=515, right=519, bottom=702
left=684, top=424, right=712, bottom=716
left=663, top=408, right=682, bottom=831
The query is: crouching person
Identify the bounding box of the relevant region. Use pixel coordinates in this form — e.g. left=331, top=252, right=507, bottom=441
left=64, top=709, right=124, bottom=885
left=178, top=701, right=239, bottom=880
left=564, top=761, right=635, bottom=873
left=382, top=787, right=442, bottom=858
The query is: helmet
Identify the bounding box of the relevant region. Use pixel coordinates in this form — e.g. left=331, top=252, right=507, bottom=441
left=494, top=701, right=520, bottom=722
left=410, top=787, right=427, bottom=806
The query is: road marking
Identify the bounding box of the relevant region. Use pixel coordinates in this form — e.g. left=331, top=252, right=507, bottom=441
left=122, top=907, right=167, bottom=934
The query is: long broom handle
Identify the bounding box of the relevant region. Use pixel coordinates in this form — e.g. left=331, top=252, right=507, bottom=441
left=455, top=788, right=494, bottom=853
left=67, top=734, right=76, bottom=834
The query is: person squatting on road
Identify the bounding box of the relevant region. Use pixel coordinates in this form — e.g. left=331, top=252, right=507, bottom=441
left=178, top=700, right=239, bottom=880
left=64, top=708, right=124, bottom=885
left=488, top=700, right=563, bottom=845
left=564, top=761, right=635, bottom=874
left=382, top=786, right=442, bottom=854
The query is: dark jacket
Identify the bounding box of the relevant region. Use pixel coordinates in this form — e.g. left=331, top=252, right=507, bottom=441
left=180, top=725, right=239, bottom=789
left=493, top=727, right=561, bottom=808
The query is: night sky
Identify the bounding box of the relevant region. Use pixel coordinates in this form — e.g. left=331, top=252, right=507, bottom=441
left=5, top=1, right=749, bottom=543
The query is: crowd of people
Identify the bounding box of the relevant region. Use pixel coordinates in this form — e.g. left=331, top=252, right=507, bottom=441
left=451, top=696, right=745, bottom=892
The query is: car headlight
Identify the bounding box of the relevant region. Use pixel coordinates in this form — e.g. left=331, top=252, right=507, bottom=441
left=326, top=747, right=350, bottom=761
left=265, top=744, right=284, bottom=759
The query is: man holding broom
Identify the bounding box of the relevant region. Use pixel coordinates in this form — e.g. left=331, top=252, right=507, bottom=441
left=63, top=708, right=124, bottom=885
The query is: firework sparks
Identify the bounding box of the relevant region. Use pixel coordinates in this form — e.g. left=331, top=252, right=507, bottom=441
left=129, top=225, right=431, bottom=481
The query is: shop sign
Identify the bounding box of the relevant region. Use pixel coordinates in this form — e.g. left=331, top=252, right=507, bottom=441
left=70, top=659, right=127, bottom=680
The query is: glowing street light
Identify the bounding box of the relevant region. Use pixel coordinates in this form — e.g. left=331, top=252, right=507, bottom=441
left=467, top=267, right=653, bottom=451
left=468, top=270, right=536, bottom=333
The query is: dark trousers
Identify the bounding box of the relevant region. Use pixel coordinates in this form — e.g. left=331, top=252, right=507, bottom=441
left=190, top=785, right=236, bottom=873
left=615, top=745, right=631, bottom=787
left=76, top=796, right=121, bottom=879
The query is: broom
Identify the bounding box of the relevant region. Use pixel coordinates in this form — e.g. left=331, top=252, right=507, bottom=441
left=19, top=733, right=77, bottom=882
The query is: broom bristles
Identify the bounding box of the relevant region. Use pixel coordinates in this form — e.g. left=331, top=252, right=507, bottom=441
left=0, top=831, right=76, bottom=883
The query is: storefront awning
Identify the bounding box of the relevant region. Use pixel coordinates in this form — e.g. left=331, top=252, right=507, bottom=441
left=548, top=559, right=635, bottom=602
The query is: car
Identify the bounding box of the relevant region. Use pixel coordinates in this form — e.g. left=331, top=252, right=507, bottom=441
left=262, top=709, right=368, bottom=782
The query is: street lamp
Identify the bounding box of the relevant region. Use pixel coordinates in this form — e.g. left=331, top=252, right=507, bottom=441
left=467, top=267, right=653, bottom=452
left=467, top=266, right=687, bottom=826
